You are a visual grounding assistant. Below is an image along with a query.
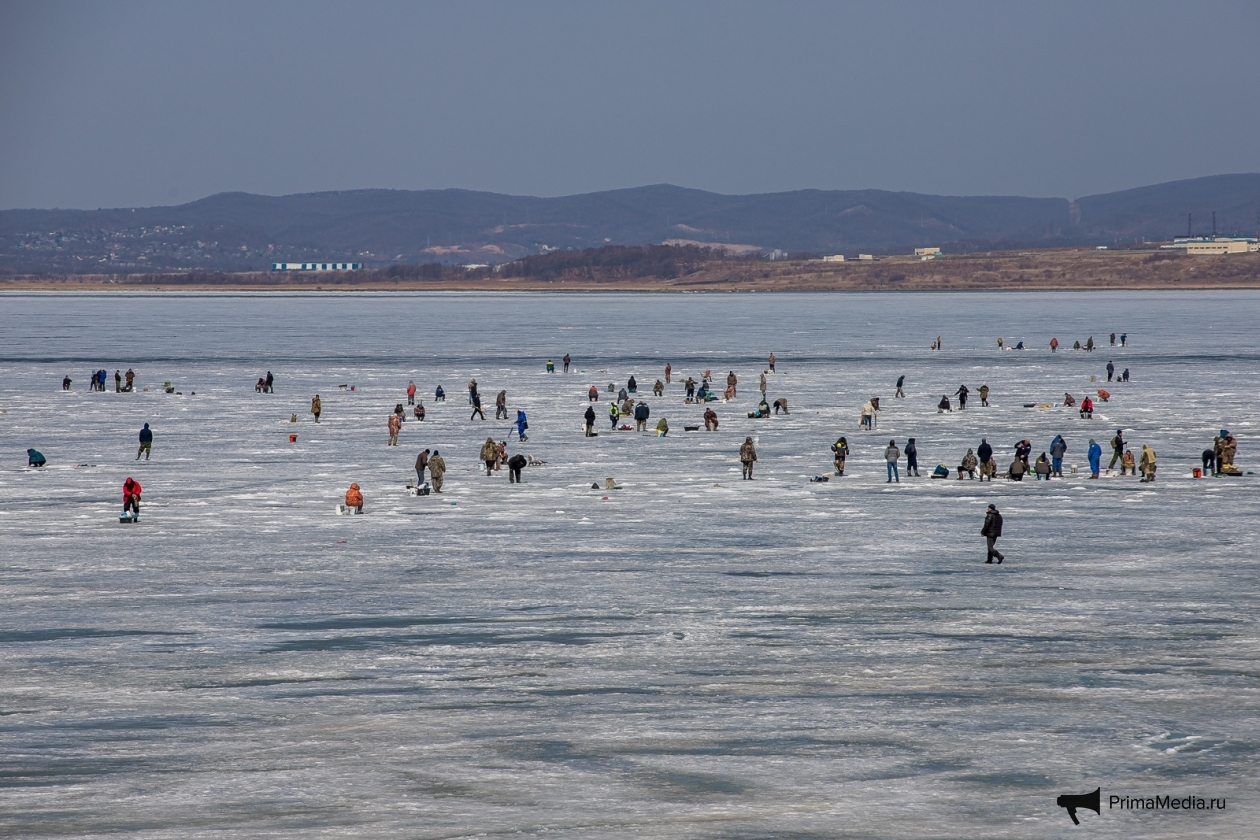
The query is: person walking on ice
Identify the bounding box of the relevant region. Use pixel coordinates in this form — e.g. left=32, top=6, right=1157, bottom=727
left=982, top=504, right=1004, bottom=563
left=407, top=380, right=417, bottom=405
left=740, top=437, right=757, bottom=480
left=1108, top=429, right=1125, bottom=471
left=470, top=391, right=485, bottom=420
left=496, top=390, right=508, bottom=420
left=515, top=409, right=528, bottom=441
left=311, top=394, right=321, bottom=423
left=136, top=423, right=153, bottom=460
left=387, top=413, right=401, bottom=446
left=768, top=352, right=776, bottom=373
left=895, top=375, right=905, bottom=398
left=563, top=354, right=571, bottom=373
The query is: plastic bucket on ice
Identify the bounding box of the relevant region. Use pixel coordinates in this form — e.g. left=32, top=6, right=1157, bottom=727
left=289, top=434, right=298, bottom=443
left=1192, top=468, right=1202, bottom=478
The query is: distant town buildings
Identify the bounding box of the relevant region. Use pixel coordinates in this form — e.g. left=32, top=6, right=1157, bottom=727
left=857, top=254, right=875, bottom=261
left=822, top=254, right=845, bottom=262
left=914, top=247, right=942, bottom=257
left=766, top=249, right=788, bottom=261
left=271, top=262, right=362, bottom=271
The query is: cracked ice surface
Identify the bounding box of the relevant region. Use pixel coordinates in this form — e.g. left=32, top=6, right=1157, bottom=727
left=0, top=290, right=1257, bottom=838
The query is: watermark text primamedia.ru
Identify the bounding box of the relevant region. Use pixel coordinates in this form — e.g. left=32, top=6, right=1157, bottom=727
left=1111, top=795, right=1225, bottom=811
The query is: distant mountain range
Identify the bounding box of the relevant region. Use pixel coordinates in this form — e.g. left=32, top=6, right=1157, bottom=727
left=2, top=174, right=1258, bottom=273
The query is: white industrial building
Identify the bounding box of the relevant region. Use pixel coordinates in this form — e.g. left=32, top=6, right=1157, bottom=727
left=271, top=262, right=362, bottom=271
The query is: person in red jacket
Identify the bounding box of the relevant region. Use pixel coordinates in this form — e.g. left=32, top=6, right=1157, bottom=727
left=122, top=477, right=142, bottom=519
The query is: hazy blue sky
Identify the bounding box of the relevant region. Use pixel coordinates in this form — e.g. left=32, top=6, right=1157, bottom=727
left=2, top=0, right=1258, bottom=209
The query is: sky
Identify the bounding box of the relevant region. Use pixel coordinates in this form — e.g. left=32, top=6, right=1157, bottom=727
left=1, top=0, right=1258, bottom=210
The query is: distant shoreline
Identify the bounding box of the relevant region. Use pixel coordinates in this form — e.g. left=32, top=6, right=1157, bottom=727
left=3, top=249, right=1258, bottom=292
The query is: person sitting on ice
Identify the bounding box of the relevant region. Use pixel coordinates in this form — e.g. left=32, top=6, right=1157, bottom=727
left=937, top=395, right=952, bottom=413
left=723, top=384, right=736, bottom=400
left=435, top=385, right=445, bottom=401
left=1097, top=388, right=1111, bottom=402
left=958, top=448, right=978, bottom=479
left=27, top=448, right=46, bottom=467
left=413, top=402, right=425, bottom=420
left=655, top=417, right=669, bottom=437
left=652, top=379, right=665, bottom=396
left=344, top=483, right=363, bottom=513
left=1062, top=392, right=1076, bottom=407
left=703, top=407, right=718, bottom=431
left=1079, top=396, right=1094, bottom=418
left=1034, top=453, right=1052, bottom=480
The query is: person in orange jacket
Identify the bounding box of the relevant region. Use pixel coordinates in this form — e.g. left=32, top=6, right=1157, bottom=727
left=122, top=477, right=142, bottom=519
left=345, top=483, right=363, bottom=512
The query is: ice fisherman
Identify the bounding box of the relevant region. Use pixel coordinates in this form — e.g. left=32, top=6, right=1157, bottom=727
left=428, top=451, right=446, bottom=492
left=480, top=437, right=497, bottom=475
left=884, top=439, right=901, bottom=483
left=740, top=437, right=757, bottom=479
left=1087, top=439, right=1102, bottom=478
left=415, top=449, right=430, bottom=485
left=344, top=483, right=363, bottom=513
left=27, top=448, right=46, bottom=467
left=515, top=409, right=528, bottom=441
left=1139, top=445, right=1157, bottom=482
left=507, top=453, right=527, bottom=484
left=1049, top=435, right=1067, bottom=476
left=311, top=394, right=321, bottom=423
left=955, top=384, right=969, bottom=409
left=832, top=437, right=848, bottom=475
left=407, top=381, right=417, bottom=404
left=981, top=504, right=1004, bottom=564
left=123, top=477, right=142, bottom=520
left=136, top=423, right=152, bottom=460
left=904, top=438, right=920, bottom=476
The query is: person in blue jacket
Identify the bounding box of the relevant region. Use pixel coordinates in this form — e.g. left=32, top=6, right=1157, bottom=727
left=515, top=409, right=528, bottom=441
left=435, top=385, right=445, bottom=402
left=27, top=448, right=46, bottom=467
left=1087, top=438, right=1102, bottom=478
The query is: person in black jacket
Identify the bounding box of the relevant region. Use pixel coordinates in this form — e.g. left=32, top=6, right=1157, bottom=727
left=507, top=453, right=527, bottom=484
left=955, top=384, right=969, bottom=409
left=982, top=504, right=1004, bottom=564
left=905, top=438, right=920, bottom=476
left=584, top=405, right=596, bottom=436
left=136, top=423, right=153, bottom=460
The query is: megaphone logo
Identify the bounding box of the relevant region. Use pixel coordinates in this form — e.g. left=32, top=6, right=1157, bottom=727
left=1057, top=787, right=1101, bottom=825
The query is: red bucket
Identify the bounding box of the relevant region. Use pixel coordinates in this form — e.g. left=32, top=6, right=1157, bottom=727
left=289, top=434, right=298, bottom=443
left=1192, top=468, right=1202, bottom=478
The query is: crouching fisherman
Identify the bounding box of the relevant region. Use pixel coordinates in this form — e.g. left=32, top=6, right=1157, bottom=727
left=121, top=476, right=142, bottom=522
left=344, top=483, right=363, bottom=513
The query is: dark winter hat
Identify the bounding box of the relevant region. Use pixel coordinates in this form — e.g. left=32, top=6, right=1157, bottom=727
left=987, top=504, right=997, bottom=511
